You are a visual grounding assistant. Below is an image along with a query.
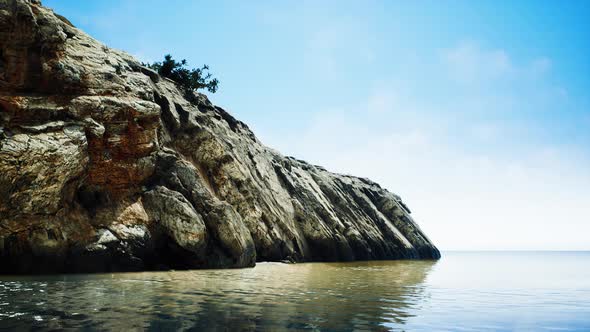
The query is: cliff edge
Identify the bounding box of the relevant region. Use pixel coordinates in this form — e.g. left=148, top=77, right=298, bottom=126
left=0, top=0, right=440, bottom=273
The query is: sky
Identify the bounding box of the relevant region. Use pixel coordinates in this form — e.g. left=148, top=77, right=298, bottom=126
left=44, top=0, right=590, bottom=250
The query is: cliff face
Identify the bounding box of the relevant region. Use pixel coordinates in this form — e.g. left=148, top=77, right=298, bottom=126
left=0, top=0, right=439, bottom=274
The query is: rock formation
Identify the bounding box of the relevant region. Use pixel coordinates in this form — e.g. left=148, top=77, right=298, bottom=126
left=0, top=0, right=440, bottom=274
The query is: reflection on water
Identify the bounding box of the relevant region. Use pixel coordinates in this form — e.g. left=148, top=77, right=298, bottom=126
left=2, top=252, right=590, bottom=331
left=0, top=260, right=436, bottom=331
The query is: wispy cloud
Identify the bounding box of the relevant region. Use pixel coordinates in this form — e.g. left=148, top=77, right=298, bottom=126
left=267, top=41, right=590, bottom=250
left=442, top=42, right=513, bottom=83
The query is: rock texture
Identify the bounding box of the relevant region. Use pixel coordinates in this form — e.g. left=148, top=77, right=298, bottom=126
left=0, top=0, right=440, bottom=274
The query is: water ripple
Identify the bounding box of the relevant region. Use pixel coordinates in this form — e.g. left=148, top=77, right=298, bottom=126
left=0, top=253, right=589, bottom=331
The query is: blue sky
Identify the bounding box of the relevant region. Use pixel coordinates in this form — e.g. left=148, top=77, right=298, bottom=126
left=44, top=0, right=590, bottom=250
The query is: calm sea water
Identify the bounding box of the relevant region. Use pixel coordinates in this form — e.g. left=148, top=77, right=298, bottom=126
left=0, top=251, right=589, bottom=331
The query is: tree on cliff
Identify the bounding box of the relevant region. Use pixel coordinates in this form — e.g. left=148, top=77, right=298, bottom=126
left=146, top=54, right=219, bottom=94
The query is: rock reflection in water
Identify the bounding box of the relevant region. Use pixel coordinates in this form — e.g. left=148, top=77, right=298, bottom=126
left=0, top=260, right=436, bottom=331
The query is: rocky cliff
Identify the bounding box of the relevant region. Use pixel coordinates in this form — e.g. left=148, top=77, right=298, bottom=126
left=0, top=0, right=440, bottom=274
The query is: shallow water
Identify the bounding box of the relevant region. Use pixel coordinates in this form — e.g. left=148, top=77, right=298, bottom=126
left=0, top=251, right=589, bottom=331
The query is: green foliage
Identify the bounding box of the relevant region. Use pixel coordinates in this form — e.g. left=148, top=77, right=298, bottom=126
left=146, top=54, right=219, bottom=94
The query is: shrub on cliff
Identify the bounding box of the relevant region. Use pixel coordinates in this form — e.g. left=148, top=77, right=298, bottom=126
left=145, top=54, right=219, bottom=94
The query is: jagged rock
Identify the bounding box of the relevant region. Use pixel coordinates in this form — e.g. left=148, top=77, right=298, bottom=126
left=0, top=0, right=439, bottom=274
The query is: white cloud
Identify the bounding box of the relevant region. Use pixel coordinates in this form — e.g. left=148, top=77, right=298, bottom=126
left=274, top=106, right=590, bottom=251
left=442, top=42, right=513, bottom=83
left=266, top=43, right=590, bottom=251
left=441, top=42, right=555, bottom=87
left=468, top=123, right=502, bottom=141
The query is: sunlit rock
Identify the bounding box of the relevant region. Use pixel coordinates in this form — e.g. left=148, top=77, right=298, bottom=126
left=0, top=0, right=439, bottom=273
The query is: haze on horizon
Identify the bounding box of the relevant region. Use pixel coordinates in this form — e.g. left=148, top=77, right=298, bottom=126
left=44, top=0, right=590, bottom=251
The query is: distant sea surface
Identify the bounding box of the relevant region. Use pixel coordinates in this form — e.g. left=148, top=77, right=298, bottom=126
left=1, top=251, right=589, bottom=331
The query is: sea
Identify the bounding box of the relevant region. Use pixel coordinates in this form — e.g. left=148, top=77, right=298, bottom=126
left=0, top=251, right=589, bottom=331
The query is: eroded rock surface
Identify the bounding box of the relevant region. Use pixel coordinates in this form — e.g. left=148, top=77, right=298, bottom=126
left=0, top=0, right=439, bottom=274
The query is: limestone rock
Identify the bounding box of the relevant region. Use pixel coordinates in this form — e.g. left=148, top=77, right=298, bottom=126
left=0, top=0, right=439, bottom=274
left=143, top=186, right=208, bottom=258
